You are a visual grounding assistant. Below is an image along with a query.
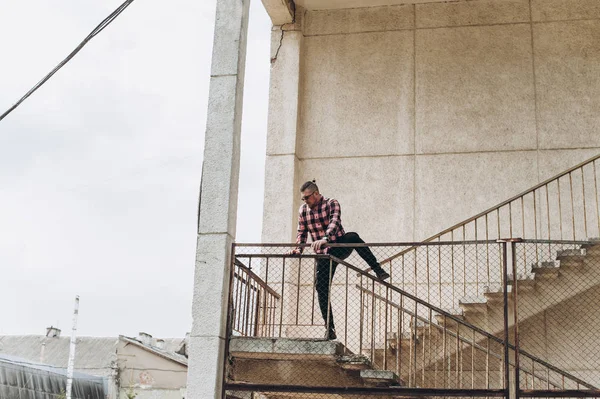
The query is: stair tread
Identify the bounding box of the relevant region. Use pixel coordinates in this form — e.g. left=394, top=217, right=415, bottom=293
left=459, top=295, right=487, bottom=304
left=507, top=272, right=535, bottom=281
left=557, top=249, right=586, bottom=258
left=484, top=284, right=513, bottom=294
left=532, top=261, right=558, bottom=269
left=360, top=369, right=404, bottom=386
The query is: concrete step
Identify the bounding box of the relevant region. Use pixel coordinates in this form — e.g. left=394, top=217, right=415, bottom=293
left=229, top=337, right=366, bottom=388
left=484, top=284, right=512, bottom=302
left=360, top=369, right=403, bottom=387
left=459, top=295, right=487, bottom=313
left=337, top=354, right=372, bottom=371
left=556, top=249, right=586, bottom=267
left=229, top=336, right=344, bottom=359
left=504, top=273, right=536, bottom=293
left=531, top=261, right=560, bottom=278
left=507, top=273, right=536, bottom=288
left=387, top=330, right=419, bottom=348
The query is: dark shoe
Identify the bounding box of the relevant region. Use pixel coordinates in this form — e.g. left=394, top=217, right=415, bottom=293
left=375, top=269, right=390, bottom=281
left=326, top=328, right=337, bottom=340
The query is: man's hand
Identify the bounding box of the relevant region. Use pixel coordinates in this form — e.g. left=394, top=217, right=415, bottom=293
left=286, top=248, right=302, bottom=256
left=311, top=238, right=328, bottom=252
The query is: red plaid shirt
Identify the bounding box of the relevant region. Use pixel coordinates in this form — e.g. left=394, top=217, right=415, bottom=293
left=296, top=197, right=345, bottom=254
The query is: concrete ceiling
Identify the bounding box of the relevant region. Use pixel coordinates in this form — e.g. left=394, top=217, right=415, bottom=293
left=295, top=0, right=453, bottom=10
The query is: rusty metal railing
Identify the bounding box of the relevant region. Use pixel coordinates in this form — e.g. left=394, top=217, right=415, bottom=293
left=230, top=258, right=280, bottom=337
left=368, top=155, right=600, bottom=317
left=356, top=279, right=596, bottom=392
left=380, top=153, right=600, bottom=266
left=512, top=239, right=600, bottom=394
left=225, top=241, right=599, bottom=398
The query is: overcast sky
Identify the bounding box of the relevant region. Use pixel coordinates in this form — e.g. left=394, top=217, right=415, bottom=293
left=0, top=0, right=271, bottom=338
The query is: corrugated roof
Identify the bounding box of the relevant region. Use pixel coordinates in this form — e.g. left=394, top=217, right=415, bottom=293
left=0, top=335, right=187, bottom=376
left=0, top=354, right=107, bottom=399
left=0, top=336, right=118, bottom=376
left=0, top=353, right=106, bottom=381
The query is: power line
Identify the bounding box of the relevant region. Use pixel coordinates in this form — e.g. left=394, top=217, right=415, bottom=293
left=0, top=0, right=136, bottom=123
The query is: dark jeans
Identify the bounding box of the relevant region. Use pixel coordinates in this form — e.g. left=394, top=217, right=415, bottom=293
left=315, top=232, right=385, bottom=332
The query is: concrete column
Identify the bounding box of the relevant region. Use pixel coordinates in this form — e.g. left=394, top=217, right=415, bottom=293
left=187, top=0, right=250, bottom=398
left=262, top=20, right=303, bottom=243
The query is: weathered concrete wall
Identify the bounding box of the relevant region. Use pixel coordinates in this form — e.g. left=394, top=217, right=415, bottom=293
left=262, top=0, right=600, bottom=244
left=117, top=343, right=187, bottom=391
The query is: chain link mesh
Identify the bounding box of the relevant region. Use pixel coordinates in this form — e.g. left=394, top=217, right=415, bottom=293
left=225, top=240, right=600, bottom=397
left=514, top=241, right=600, bottom=391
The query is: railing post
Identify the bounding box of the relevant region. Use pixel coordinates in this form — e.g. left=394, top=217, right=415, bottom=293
left=221, top=242, right=237, bottom=397
left=502, top=241, right=511, bottom=399
left=511, top=241, right=521, bottom=399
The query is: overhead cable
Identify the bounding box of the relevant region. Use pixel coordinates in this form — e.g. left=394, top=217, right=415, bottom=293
left=0, top=0, right=136, bottom=123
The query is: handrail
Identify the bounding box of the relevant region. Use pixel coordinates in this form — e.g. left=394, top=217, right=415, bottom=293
left=332, top=255, right=493, bottom=337
left=356, top=284, right=597, bottom=390
left=380, top=153, right=600, bottom=264
left=228, top=245, right=600, bottom=391
left=341, top=256, right=597, bottom=389
left=234, top=258, right=280, bottom=299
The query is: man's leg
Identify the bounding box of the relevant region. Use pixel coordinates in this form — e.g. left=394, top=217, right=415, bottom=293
left=339, top=232, right=390, bottom=280
left=315, top=257, right=338, bottom=339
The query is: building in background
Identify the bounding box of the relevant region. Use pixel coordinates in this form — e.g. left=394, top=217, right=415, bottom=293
left=0, top=328, right=188, bottom=399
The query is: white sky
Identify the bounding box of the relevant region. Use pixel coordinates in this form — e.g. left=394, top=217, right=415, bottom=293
left=0, top=0, right=271, bottom=338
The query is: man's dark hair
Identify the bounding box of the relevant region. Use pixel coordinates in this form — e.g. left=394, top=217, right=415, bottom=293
left=300, top=179, right=319, bottom=193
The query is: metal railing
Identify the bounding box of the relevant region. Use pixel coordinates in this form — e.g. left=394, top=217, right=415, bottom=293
left=366, top=155, right=600, bottom=317
left=230, top=258, right=280, bottom=337
left=380, top=153, right=600, bottom=265
left=224, top=241, right=599, bottom=398
left=357, top=278, right=595, bottom=392
left=512, top=239, right=600, bottom=394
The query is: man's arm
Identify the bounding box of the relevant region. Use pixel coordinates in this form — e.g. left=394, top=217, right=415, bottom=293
left=292, top=208, right=308, bottom=254
left=324, top=199, right=342, bottom=241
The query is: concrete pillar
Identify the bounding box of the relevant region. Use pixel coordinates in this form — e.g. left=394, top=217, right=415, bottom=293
left=262, top=18, right=303, bottom=243
left=187, top=0, right=250, bottom=398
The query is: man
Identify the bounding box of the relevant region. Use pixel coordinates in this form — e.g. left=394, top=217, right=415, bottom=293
left=289, top=180, right=390, bottom=340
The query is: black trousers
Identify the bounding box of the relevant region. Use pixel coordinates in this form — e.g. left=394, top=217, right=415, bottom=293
left=315, top=232, right=384, bottom=332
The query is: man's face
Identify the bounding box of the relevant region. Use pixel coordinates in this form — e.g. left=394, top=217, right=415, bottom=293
left=301, top=189, right=319, bottom=208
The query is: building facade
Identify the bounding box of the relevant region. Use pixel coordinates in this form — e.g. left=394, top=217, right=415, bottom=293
left=189, top=0, right=600, bottom=397
left=0, top=330, right=187, bottom=399
left=261, top=0, right=600, bottom=245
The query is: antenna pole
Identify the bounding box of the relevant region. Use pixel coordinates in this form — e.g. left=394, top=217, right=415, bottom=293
left=65, top=295, right=80, bottom=399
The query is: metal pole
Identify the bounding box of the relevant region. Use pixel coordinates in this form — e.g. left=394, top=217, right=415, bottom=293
left=511, top=242, right=521, bottom=399
left=221, top=242, right=237, bottom=398
left=502, top=243, right=510, bottom=399
left=65, top=295, right=80, bottom=399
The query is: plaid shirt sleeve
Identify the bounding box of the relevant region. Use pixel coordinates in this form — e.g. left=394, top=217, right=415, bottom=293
left=295, top=205, right=308, bottom=252
left=324, top=199, right=342, bottom=241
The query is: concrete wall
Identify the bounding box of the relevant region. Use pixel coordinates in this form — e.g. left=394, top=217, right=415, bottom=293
left=262, top=0, right=600, bottom=244
left=259, top=0, right=600, bottom=386
left=117, top=342, right=187, bottom=399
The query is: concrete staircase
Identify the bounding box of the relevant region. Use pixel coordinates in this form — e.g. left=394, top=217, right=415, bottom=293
left=448, top=240, right=600, bottom=337
left=367, top=239, right=600, bottom=385
left=227, top=336, right=404, bottom=398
